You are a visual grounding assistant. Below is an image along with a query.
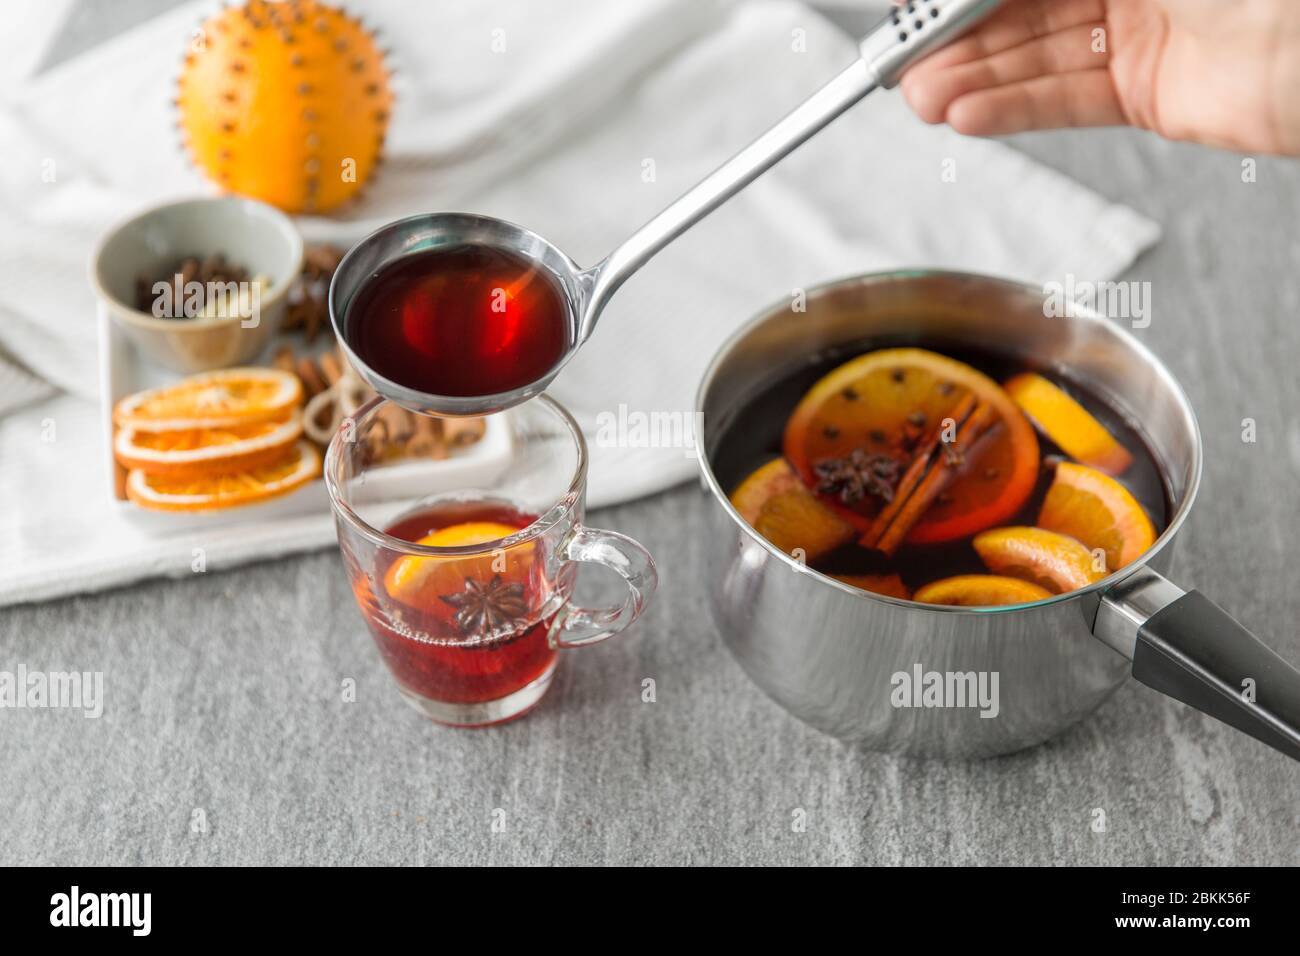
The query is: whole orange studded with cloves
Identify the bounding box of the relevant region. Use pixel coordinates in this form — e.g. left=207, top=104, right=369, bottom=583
left=176, top=0, right=393, bottom=214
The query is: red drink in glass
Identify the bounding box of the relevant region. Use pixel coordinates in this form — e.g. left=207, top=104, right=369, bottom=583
left=327, top=396, right=657, bottom=727
left=348, top=499, right=563, bottom=717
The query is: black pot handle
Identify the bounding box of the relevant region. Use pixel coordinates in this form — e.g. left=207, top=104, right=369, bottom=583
left=1094, top=570, right=1300, bottom=761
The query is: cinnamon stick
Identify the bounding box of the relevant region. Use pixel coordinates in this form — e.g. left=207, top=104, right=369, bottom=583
left=865, top=399, right=999, bottom=555
left=863, top=391, right=976, bottom=546
left=319, top=350, right=343, bottom=386
left=272, top=344, right=295, bottom=375
left=296, top=356, right=327, bottom=397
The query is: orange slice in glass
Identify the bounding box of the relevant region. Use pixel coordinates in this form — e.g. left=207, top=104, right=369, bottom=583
left=783, top=348, right=1039, bottom=544
left=972, top=526, right=1107, bottom=594
left=383, top=521, right=531, bottom=610
left=729, top=458, right=855, bottom=562
left=914, top=574, right=1052, bottom=606
left=125, top=440, right=318, bottom=511
left=1038, top=461, right=1156, bottom=571
left=113, top=367, right=303, bottom=431
left=1003, top=372, right=1132, bottom=475
left=114, top=412, right=303, bottom=477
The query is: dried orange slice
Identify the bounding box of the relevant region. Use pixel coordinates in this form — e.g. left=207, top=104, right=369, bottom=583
left=125, top=440, right=319, bottom=511
left=730, top=458, right=855, bottom=561
left=914, top=574, right=1052, bottom=606
left=830, top=573, right=911, bottom=600
left=384, top=522, right=533, bottom=610
left=114, top=412, right=303, bottom=477
left=1037, top=461, right=1155, bottom=571
left=783, top=348, right=1039, bottom=544
left=973, top=526, right=1107, bottom=594
left=1004, top=372, right=1132, bottom=475
left=113, top=368, right=302, bottom=432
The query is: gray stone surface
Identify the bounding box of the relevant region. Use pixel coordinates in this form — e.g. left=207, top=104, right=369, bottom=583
left=2, top=1, right=1297, bottom=867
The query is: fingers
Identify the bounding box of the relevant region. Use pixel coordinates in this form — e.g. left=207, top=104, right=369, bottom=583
left=909, top=0, right=1106, bottom=73
left=943, top=70, right=1126, bottom=136
left=896, top=0, right=1118, bottom=136
left=902, top=22, right=1110, bottom=125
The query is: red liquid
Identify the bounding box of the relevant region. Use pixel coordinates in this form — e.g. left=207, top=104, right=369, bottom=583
left=355, top=500, right=558, bottom=710
left=345, top=245, right=570, bottom=397
left=713, top=342, right=1171, bottom=591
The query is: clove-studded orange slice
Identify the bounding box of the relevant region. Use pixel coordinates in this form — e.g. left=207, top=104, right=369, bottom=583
left=783, top=349, right=1039, bottom=545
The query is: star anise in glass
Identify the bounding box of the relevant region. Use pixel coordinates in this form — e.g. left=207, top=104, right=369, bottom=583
left=814, top=448, right=903, bottom=505
left=439, top=575, right=528, bottom=637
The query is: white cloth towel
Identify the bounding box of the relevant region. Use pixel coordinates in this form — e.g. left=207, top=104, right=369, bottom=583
left=0, top=0, right=1160, bottom=606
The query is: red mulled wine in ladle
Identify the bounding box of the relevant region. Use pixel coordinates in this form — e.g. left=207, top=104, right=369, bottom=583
left=346, top=245, right=569, bottom=399
left=330, top=0, right=1004, bottom=416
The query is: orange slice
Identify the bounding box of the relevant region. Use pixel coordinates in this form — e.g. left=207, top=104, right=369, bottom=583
left=114, top=412, right=303, bottom=477
left=421, top=522, right=522, bottom=549
left=125, top=440, right=319, bottom=511
left=384, top=521, right=533, bottom=610
left=783, top=348, right=1039, bottom=544
left=113, top=368, right=303, bottom=431
left=914, top=574, right=1052, bottom=607
left=830, top=573, right=911, bottom=600
left=1004, top=372, right=1132, bottom=475
left=1037, top=461, right=1156, bottom=571
left=972, top=526, right=1107, bottom=594
left=729, top=458, right=855, bottom=561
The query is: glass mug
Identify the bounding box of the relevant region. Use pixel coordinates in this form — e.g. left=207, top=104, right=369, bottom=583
left=324, top=394, right=657, bottom=727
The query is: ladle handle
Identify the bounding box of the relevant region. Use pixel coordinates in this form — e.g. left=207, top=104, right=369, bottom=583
left=577, top=0, right=1005, bottom=340
left=1095, top=568, right=1300, bottom=761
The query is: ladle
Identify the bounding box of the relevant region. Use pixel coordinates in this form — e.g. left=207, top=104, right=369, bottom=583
left=331, top=0, right=1004, bottom=416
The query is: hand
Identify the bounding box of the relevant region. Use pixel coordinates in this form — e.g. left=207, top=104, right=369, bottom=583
left=897, top=0, right=1300, bottom=155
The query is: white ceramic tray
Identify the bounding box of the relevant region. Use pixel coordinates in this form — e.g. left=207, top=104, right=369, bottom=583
left=97, top=304, right=513, bottom=534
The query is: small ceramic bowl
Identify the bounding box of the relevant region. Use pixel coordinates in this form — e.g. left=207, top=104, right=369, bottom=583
left=90, top=196, right=303, bottom=373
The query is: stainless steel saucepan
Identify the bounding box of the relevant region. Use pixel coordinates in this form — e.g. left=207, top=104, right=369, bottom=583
left=696, top=271, right=1300, bottom=760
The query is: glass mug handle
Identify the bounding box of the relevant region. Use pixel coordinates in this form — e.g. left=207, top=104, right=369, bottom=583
left=550, top=525, right=658, bottom=648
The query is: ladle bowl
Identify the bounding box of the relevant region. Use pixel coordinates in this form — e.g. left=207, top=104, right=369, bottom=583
left=330, top=212, right=585, bottom=417
left=329, top=0, right=1006, bottom=417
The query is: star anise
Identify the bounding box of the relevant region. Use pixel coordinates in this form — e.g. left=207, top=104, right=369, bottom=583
left=814, top=448, right=903, bottom=505
left=439, top=575, right=528, bottom=637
